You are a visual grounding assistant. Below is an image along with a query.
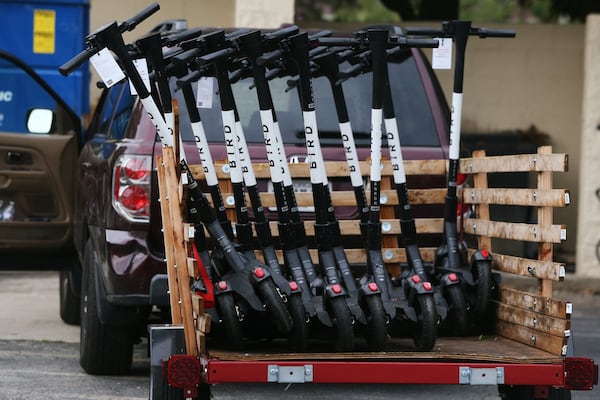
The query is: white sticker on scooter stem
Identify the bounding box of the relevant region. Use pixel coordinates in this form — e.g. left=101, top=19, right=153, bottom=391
left=272, top=121, right=293, bottom=187
left=260, top=109, right=285, bottom=184
left=432, top=37, right=453, bottom=70
left=222, top=110, right=243, bottom=184
left=384, top=117, right=407, bottom=184
left=196, top=77, right=214, bottom=109
left=449, top=92, right=463, bottom=160
left=129, top=59, right=151, bottom=95
left=235, top=121, right=257, bottom=187
left=339, top=121, right=363, bottom=188
left=191, top=121, right=219, bottom=186
left=370, top=108, right=383, bottom=183
left=90, top=48, right=126, bottom=88
left=303, top=110, right=327, bottom=185
left=139, top=96, right=174, bottom=148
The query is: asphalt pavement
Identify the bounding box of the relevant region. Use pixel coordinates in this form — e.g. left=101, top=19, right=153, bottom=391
left=0, top=270, right=597, bottom=400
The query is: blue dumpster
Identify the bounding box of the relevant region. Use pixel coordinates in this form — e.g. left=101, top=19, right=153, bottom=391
left=0, top=0, right=90, bottom=131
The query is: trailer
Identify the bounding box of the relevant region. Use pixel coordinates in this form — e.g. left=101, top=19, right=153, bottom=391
left=151, top=145, right=597, bottom=399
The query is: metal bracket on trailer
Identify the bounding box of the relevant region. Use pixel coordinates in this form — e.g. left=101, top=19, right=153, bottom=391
left=459, top=366, right=505, bottom=385
left=267, top=364, right=314, bottom=383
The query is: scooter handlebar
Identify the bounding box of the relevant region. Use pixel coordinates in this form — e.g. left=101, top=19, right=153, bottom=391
left=163, top=27, right=203, bottom=47
left=401, top=37, right=440, bottom=48
left=264, top=25, right=300, bottom=42
left=58, top=47, right=95, bottom=76
left=405, top=26, right=444, bottom=36
left=475, top=27, right=516, bottom=38
left=119, top=2, right=160, bottom=32
left=256, top=48, right=285, bottom=66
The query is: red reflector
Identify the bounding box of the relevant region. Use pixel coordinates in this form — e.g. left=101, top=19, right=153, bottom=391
left=254, top=267, right=265, bottom=278
left=411, top=275, right=421, bottom=284
left=423, top=282, right=432, bottom=291
left=217, top=281, right=228, bottom=291
left=448, top=273, right=458, bottom=282
left=167, top=355, right=201, bottom=389
left=456, top=173, right=468, bottom=186
left=289, top=281, right=299, bottom=291
left=481, top=249, right=490, bottom=258
left=565, top=357, right=597, bottom=390
left=368, top=282, right=379, bottom=292
left=121, top=185, right=150, bottom=211
left=123, top=157, right=149, bottom=180
left=331, top=284, right=342, bottom=294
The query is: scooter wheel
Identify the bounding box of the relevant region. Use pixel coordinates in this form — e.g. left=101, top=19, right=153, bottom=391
left=256, top=279, right=294, bottom=334
left=412, top=294, right=438, bottom=351
left=445, top=284, right=470, bottom=336
left=363, top=294, right=387, bottom=351
left=287, top=293, right=310, bottom=352
left=328, top=296, right=354, bottom=352
left=472, top=259, right=493, bottom=318
left=215, top=292, right=243, bottom=350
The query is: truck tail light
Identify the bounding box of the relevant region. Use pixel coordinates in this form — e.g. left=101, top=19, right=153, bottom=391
left=112, top=155, right=151, bottom=223
left=565, top=357, right=598, bottom=390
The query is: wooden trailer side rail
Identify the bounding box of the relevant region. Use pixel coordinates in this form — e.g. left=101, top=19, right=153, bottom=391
left=157, top=145, right=571, bottom=358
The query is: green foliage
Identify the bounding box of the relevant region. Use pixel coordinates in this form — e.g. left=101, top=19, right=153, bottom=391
left=460, top=0, right=517, bottom=23
left=296, top=0, right=400, bottom=23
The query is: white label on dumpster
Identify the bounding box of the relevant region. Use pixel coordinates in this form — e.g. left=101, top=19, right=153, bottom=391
left=432, top=37, right=452, bottom=70
left=90, top=48, right=126, bottom=88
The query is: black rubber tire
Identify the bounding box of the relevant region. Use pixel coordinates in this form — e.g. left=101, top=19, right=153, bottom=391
left=363, top=294, right=387, bottom=351
left=412, top=294, right=438, bottom=351
left=80, top=240, right=133, bottom=375
left=472, top=259, right=493, bottom=318
left=215, top=292, right=243, bottom=351
left=287, top=293, right=310, bottom=352
left=255, top=279, right=294, bottom=334
left=445, top=284, right=470, bottom=336
left=59, top=269, right=80, bottom=325
left=498, top=385, right=571, bottom=400
left=328, top=296, right=354, bottom=352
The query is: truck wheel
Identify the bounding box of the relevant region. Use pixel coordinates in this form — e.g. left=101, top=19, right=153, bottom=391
left=80, top=239, right=133, bottom=375
left=328, top=296, right=354, bottom=352
left=215, top=292, right=243, bottom=350
left=59, top=269, right=80, bottom=325
left=255, top=279, right=294, bottom=334
left=412, top=294, right=438, bottom=351
left=445, top=284, right=469, bottom=336
left=363, top=294, right=387, bottom=351
left=472, top=259, right=492, bottom=318
left=287, top=293, right=310, bottom=352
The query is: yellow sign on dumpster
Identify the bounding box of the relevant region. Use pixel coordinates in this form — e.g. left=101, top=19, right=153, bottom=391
left=33, top=9, right=56, bottom=54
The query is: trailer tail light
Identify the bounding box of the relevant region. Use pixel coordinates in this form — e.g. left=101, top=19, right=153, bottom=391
left=166, top=355, right=202, bottom=397
left=112, top=155, right=151, bottom=223
left=564, top=357, right=598, bottom=390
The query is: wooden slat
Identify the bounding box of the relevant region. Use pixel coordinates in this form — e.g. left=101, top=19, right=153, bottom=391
left=161, top=147, right=198, bottom=356
left=472, top=150, right=492, bottom=253
left=464, top=219, right=567, bottom=243
left=463, top=188, right=570, bottom=207
left=496, top=303, right=570, bottom=338
left=216, top=188, right=447, bottom=209
left=190, top=159, right=448, bottom=180
left=459, top=153, right=568, bottom=174
left=499, top=287, right=572, bottom=319
left=262, top=247, right=438, bottom=266
left=537, top=146, right=554, bottom=298
left=495, top=320, right=567, bottom=356
left=265, top=218, right=444, bottom=237
left=488, top=252, right=565, bottom=281
left=157, top=154, right=183, bottom=325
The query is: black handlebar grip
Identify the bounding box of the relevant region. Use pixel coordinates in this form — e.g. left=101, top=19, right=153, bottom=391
left=476, top=27, right=516, bottom=38
left=256, top=48, right=285, bottom=66
left=404, top=38, right=440, bottom=48
left=58, top=47, right=95, bottom=76
left=163, top=27, right=203, bottom=47
left=120, top=2, right=160, bottom=32
left=176, top=69, right=203, bottom=88
left=264, top=25, right=299, bottom=42
left=316, top=37, right=360, bottom=47
left=405, top=26, right=444, bottom=36
left=198, top=48, right=233, bottom=65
